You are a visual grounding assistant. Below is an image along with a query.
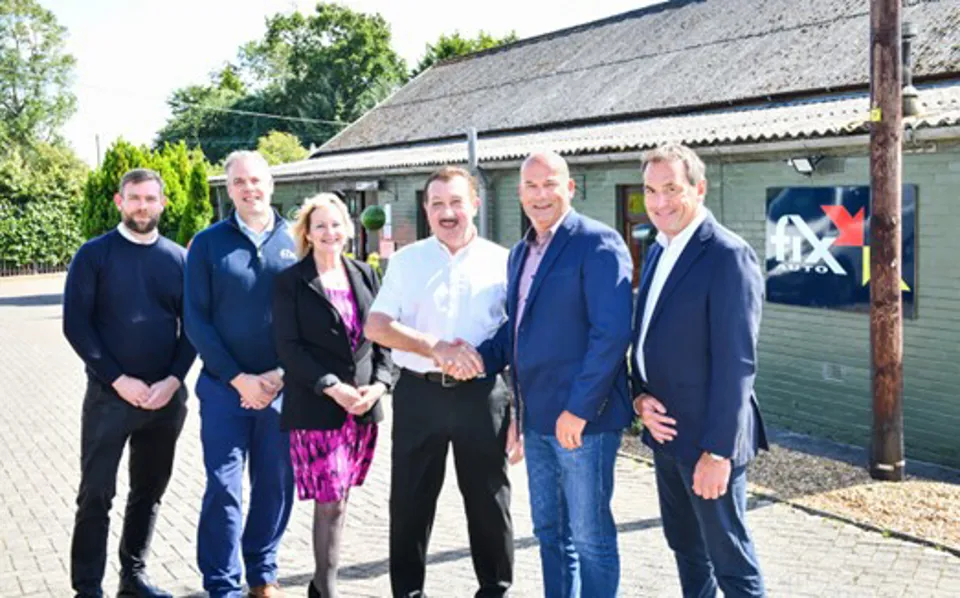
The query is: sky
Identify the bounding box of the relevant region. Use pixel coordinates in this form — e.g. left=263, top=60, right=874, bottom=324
left=45, top=0, right=659, bottom=166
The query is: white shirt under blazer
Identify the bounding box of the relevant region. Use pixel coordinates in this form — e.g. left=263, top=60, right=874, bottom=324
left=636, top=208, right=708, bottom=382
left=370, top=235, right=509, bottom=373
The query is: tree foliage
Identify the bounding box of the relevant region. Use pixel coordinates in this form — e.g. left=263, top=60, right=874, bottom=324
left=177, top=161, right=213, bottom=246
left=257, top=130, right=308, bottom=165
left=156, top=3, right=406, bottom=163
left=0, top=0, right=77, bottom=143
left=411, top=30, right=518, bottom=78
left=81, top=140, right=213, bottom=245
left=0, top=140, right=87, bottom=268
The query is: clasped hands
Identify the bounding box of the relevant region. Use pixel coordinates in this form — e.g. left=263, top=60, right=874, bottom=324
left=633, top=392, right=731, bottom=500
left=113, top=374, right=181, bottom=410
left=431, top=338, right=484, bottom=380
left=324, top=381, right=387, bottom=416
left=232, top=368, right=284, bottom=410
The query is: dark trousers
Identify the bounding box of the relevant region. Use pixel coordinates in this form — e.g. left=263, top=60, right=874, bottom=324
left=654, top=450, right=766, bottom=598
left=71, top=377, right=187, bottom=597
left=389, top=372, right=514, bottom=598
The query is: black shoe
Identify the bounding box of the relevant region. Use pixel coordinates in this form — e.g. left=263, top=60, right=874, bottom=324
left=308, top=581, right=321, bottom=598
left=116, top=575, right=173, bottom=598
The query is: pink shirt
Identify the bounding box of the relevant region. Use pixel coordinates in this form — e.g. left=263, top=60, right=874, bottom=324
left=515, top=210, right=571, bottom=333
left=515, top=230, right=555, bottom=336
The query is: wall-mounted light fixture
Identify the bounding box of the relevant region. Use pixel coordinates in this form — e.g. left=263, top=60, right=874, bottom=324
left=787, top=156, right=822, bottom=176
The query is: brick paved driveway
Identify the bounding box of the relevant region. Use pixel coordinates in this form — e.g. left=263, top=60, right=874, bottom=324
left=1, top=274, right=958, bottom=597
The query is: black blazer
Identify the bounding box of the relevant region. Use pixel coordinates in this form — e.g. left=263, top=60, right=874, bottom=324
left=272, top=255, right=394, bottom=431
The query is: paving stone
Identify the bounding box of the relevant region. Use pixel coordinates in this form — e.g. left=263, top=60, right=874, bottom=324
left=1, top=274, right=958, bottom=597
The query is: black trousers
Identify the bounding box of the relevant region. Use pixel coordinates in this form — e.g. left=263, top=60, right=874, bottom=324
left=389, top=372, right=514, bottom=598
left=71, top=377, right=187, bottom=596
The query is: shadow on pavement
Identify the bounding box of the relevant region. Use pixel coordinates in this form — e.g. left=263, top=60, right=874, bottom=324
left=0, top=292, right=63, bottom=306
left=174, top=509, right=781, bottom=595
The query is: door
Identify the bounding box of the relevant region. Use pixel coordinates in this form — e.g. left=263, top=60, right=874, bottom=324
left=617, top=185, right=655, bottom=288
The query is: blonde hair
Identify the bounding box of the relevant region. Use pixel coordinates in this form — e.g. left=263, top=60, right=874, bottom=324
left=291, top=193, right=355, bottom=258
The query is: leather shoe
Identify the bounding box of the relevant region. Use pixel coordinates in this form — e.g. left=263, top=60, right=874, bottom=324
left=248, top=582, right=284, bottom=597
left=116, top=574, right=172, bottom=598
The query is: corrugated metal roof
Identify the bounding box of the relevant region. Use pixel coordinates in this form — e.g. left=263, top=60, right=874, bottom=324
left=210, top=83, right=960, bottom=183
left=320, top=0, right=960, bottom=153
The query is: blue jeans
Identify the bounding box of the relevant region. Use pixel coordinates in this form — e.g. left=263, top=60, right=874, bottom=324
left=524, top=429, right=621, bottom=598
left=654, top=450, right=766, bottom=598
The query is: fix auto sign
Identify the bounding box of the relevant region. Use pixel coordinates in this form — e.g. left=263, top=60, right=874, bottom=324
left=765, top=186, right=917, bottom=317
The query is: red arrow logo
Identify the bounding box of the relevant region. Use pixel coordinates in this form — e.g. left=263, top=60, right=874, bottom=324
left=821, top=206, right=865, bottom=247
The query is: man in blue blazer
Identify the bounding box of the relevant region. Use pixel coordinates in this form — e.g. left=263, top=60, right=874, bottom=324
left=473, top=152, right=634, bottom=598
left=631, top=144, right=767, bottom=598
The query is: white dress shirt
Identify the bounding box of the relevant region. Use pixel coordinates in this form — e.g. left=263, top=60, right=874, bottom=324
left=370, top=235, right=509, bottom=373
left=637, top=208, right=708, bottom=381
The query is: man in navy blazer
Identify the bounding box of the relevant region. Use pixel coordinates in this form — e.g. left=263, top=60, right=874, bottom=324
left=472, top=152, right=634, bottom=598
left=631, top=144, right=767, bottom=597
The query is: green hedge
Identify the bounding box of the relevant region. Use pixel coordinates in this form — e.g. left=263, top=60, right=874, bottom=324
left=0, top=143, right=87, bottom=268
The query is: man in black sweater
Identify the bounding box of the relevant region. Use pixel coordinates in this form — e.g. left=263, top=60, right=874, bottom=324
left=63, top=168, right=196, bottom=598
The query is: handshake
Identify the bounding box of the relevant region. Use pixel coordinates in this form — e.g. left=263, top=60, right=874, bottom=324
left=431, top=338, right=485, bottom=380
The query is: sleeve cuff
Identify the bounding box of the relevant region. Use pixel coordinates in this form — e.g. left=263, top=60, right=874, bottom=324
left=314, top=373, right=341, bottom=395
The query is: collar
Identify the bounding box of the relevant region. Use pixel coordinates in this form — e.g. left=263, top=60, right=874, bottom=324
left=525, top=207, right=574, bottom=246
left=656, top=207, right=707, bottom=250
left=235, top=210, right=275, bottom=237
left=116, top=223, right=159, bottom=245
left=431, top=225, right=481, bottom=258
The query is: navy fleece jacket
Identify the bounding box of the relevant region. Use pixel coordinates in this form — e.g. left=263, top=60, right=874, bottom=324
left=184, top=211, right=299, bottom=385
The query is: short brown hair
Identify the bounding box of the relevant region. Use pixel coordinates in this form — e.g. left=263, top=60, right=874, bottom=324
left=118, top=168, right=164, bottom=196
left=423, top=166, right=478, bottom=201
left=641, top=143, right=706, bottom=186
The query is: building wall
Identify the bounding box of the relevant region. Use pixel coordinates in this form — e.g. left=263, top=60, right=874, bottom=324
left=267, top=149, right=960, bottom=468
left=486, top=151, right=960, bottom=468
left=716, top=152, right=960, bottom=468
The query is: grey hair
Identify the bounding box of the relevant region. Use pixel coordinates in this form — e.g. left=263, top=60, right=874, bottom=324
left=223, top=150, right=271, bottom=178
left=641, top=143, right=706, bottom=186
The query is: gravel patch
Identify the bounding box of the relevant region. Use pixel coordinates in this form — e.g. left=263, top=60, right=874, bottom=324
left=620, top=433, right=960, bottom=553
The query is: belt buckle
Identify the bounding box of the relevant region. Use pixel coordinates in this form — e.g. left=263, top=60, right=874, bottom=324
left=441, top=370, right=458, bottom=388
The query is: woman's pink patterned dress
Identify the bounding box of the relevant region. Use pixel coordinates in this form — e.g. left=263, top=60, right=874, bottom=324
left=289, top=286, right=378, bottom=503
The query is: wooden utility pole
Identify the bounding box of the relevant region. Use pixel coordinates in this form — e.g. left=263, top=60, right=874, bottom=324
left=869, top=0, right=905, bottom=481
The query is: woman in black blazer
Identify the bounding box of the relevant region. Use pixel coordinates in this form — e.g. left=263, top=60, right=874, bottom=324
left=272, top=193, right=393, bottom=598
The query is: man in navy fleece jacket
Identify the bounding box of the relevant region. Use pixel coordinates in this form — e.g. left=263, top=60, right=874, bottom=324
left=63, top=168, right=195, bottom=598
left=184, top=151, right=299, bottom=598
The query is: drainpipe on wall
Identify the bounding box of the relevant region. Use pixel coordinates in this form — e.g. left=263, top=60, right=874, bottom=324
left=467, top=127, right=490, bottom=238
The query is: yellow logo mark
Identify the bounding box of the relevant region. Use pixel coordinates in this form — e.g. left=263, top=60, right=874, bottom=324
left=861, top=246, right=911, bottom=290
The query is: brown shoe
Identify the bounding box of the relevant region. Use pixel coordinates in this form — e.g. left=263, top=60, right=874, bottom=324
left=248, top=582, right=284, bottom=598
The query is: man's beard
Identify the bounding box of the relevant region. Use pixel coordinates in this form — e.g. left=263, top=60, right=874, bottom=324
left=124, top=213, right=160, bottom=234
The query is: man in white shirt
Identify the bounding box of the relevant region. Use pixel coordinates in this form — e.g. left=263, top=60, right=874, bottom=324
left=630, top=143, right=767, bottom=598
left=365, top=166, right=514, bottom=598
